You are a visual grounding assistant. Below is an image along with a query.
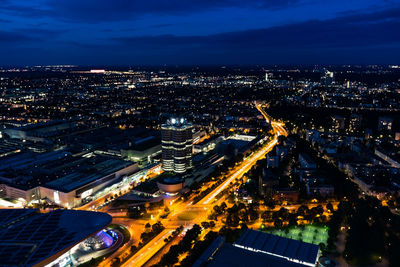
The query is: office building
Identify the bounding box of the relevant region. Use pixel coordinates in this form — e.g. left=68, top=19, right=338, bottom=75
left=161, top=118, right=193, bottom=173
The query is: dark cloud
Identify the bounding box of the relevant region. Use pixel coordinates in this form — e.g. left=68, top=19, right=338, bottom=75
left=1, top=2, right=49, bottom=18
left=150, top=24, right=175, bottom=29
left=13, top=28, right=67, bottom=37
left=0, top=18, right=11, bottom=23
left=112, top=7, right=400, bottom=49
left=0, top=28, right=65, bottom=47
left=0, top=1, right=399, bottom=65
left=0, top=30, right=36, bottom=43
left=0, top=0, right=304, bottom=23
left=105, top=6, right=400, bottom=64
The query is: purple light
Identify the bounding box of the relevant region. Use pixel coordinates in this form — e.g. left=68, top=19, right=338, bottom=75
left=95, top=230, right=113, bottom=248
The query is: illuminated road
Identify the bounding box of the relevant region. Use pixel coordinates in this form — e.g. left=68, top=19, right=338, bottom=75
left=200, top=136, right=279, bottom=205
left=106, top=103, right=287, bottom=267
left=121, top=229, right=174, bottom=267
left=199, top=102, right=287, bottom=205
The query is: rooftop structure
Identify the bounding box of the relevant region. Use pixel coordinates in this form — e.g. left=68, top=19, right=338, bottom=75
left=0, top=151, right=138, bottom=208
left=298, top=153, right=317, bottom=169
left=203, top=230, right=320, bottom=267
left=156, top=176, right=186, bottom=196
left=208, top=243, right=315, bottom=267
left=205, top=229, right=320, bottom=267
left=2, top=120, right=77, bottom=143
left=234, top=229, right=319, bottom=266
left=0, top=209, right=111, bottom=267
left=378, top=116, right=393, bottom=132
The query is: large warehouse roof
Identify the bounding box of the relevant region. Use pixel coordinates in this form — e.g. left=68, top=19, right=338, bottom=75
left=0, top=209, right=111, bottom=266
left=234, top=229, right=319, bottom=267
left=208, top=243, right=315, bottom=267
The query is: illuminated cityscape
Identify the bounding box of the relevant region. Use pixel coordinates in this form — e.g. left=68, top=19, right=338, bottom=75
left=0, top=1, right=400, bottom=267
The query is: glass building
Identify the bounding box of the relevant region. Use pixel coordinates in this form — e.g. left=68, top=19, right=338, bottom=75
left=161, top=118, right=193, bottom=173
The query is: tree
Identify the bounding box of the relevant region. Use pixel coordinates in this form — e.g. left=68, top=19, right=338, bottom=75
left=261, top=211, right=269, bottom=222
left=152, top=221, right=164, bottom=233
left=220, top=202, right=227, bottom=211
left=316, top=204, right=324, bottom=215
left=226, top=214, right=239, bottom=227
left=265, top=198, right=276, bottom=210
left=249, top=209, right=259, bottom=221
left=88, top=258, right=96, bottom=266
left=326, top=203, right=334, bottom=213
left=112, top=257, right=120, bottom=267
left=277, top=207, right=289, bottom=221
left=297, top=205, right=309, bottom=217
left=274, top=218, right=283, bottom=228
left=213, top=205, right=222, bottom=215
left=201, top=221, right=210, bottom=229
left=288, top=214, right=298, bottom=227
left=208, top=213, right=217, bottom=220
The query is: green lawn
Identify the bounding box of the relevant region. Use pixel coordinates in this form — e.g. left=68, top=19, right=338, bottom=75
left=261, top=224, right=328, bottom=245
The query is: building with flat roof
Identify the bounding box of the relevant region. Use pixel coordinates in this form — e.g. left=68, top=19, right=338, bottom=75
left=121, top=135, right=162, bottom=167
left=378, top=116, right=393, bottom=132
left=161, top=118, right=193, bottom=173
left=41, top=157, right=138, bottom=208
left=0, top=209, right=111, bottom=267
left=0, top=151, right=138, bottom=208
left=204, top=229, right=320, bottom=267
left=2, top=120, right=77, bottom=143
left=298, top=153, right=317, bottom=169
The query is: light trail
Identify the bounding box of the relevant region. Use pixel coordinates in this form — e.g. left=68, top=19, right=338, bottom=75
left=108, top=103, right=287, bottom=267
left=200, top=103, right=285, bottom=205
left=121, top=229, right=174, bottom=267
left=201, top=136, right=278, bottom=205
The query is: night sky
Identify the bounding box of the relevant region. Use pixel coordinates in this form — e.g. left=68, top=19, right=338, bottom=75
left=1, top=0, right=399, bottom=65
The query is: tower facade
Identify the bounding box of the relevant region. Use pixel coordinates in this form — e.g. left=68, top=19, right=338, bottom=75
left=161, top=118, right=193, bottom=173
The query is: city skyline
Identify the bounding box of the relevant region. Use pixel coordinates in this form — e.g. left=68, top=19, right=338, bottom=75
left=0, top=1, right=400, bottom=266
left=0, top=63, right=399, bottom=266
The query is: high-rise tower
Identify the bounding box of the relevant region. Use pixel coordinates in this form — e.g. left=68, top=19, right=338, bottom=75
left=161, top=118, right=193, bottom=173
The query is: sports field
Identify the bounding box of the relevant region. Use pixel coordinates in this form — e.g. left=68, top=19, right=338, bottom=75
left=261, top=224, right=328, bottom=245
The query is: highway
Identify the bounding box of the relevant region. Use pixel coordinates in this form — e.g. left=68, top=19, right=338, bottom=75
left=199, top=102, right=286, bottom=206
left=121, top=229, right=175, bottom=267
left=94, top=103, right=287, bottom=267
left=116, top=102, right=287, bottom=266
left=200, top=138, right=278, bottom=205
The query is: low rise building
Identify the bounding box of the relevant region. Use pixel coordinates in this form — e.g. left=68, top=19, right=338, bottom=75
left=298, top=153, right=317, bottom=169
left=0, top=151, right=138, bottom=208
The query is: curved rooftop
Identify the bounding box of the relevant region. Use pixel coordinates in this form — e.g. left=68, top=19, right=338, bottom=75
left=0, top=209, right=111, bottom=266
